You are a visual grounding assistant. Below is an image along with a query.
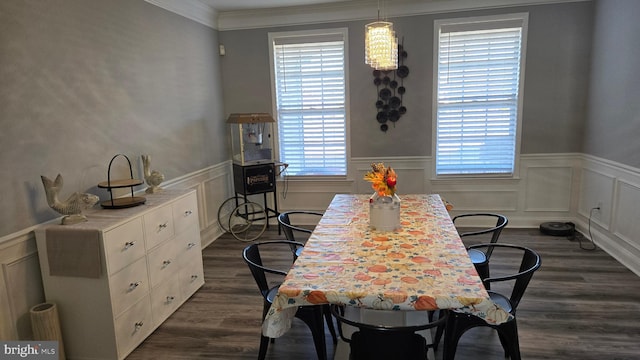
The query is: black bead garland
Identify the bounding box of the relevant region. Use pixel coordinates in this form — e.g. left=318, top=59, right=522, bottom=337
left=373, top=43, right=408, bottom=132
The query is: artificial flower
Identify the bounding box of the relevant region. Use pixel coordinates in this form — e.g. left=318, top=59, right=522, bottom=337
left=364, top=162, right=397, bottom=196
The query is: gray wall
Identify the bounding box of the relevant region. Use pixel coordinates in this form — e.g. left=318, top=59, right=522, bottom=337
left=584, top=0, right=640, bottom=167
left=0, top=0, right=227, bottom=237
left=2, top=0, right=621, bottom=238
left=219, top=2, right=594, bottom=158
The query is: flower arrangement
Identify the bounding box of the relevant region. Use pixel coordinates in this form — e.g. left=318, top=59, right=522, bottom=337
left=364, top=163, right=397, bottom=197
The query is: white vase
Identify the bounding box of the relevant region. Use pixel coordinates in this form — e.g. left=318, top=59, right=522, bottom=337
left=369, top=192, right=401, bottom=231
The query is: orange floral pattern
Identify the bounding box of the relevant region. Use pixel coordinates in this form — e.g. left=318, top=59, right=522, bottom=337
left=262, top=194, right=512, bottom=338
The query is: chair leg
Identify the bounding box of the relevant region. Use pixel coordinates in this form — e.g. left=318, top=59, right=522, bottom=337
left=442, top=314, right=460, bottom=360
left=259, top=302, right=271, bottom=359
left=442, top=312, right=479, bottom=360
left=433, top=310, right=446, bottom=351
left=497, top=331, right=509, bottom=358
left=258, top=335, right=269, bottom=360
left=509, top=335, right=522, bottom=360
left=297, top=306, right=328, bottom=360
left=497, top=320, right=521, bottom=360
left=323, top=304, right=338, bottom=344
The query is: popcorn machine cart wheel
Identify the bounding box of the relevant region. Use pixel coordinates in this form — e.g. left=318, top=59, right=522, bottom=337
left=217, top=162, right=287, bottom=242
left=217, top=197, right=267, bottom=242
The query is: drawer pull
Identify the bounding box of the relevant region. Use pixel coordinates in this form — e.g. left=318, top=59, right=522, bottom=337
left=124, top=241, right=136, bottom=250
left=166, top=296, right=175, bottom=303
left=128, top=282, right=141, bottom=292
left=187, top=242, right=196, bottom=249
left=162, top=259, right=172, bottom=267
left=158, top=222, right=168, bottom=230
left=134, top=321, right=144, bottom=331
left=184, top=210, right=193, bottom=217
left=190, top=274, right=199, bottom=281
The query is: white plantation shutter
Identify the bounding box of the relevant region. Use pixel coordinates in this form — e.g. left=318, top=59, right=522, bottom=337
left=435, top=16, right=526, bottom=176
left=272, top=32, right=347, bottom=176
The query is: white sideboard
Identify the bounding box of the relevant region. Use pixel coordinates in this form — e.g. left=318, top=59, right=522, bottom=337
left=35, top=189, right=204, bottom=360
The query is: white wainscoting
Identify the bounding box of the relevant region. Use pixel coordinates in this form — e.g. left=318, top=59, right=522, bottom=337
left=164, top=161, right=235, bottom=247
left=278, top=154, right=640, bottom=279
left=0, top=231, right=43, bottom=340
left=576, top=155, right=640, bottom=276
left=2, top=153, right=640, bottom=339
left=350, top=154, right=582, bottom=228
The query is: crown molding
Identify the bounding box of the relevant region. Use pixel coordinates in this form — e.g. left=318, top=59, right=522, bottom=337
left=217, top=0, right=590, bottom=31
left=145, top=0, right=218, bottom=29
left=145, top=0, right=590, bottom=31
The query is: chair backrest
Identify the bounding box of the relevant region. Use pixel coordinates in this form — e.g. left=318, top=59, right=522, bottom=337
left=277, top=211, right=324, bottom=242
left=330, top=305, right=447, bottom=360
left=242, top=240, right=304, bottom=299
left=468, top=243, right=541, bottom=310
left=453, top=213, right=508, bottom=259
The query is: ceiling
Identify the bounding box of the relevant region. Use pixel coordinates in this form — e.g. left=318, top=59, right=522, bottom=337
left=145, top=0, right=585, bottom=30
left=196, top=0, right=579, bottom=13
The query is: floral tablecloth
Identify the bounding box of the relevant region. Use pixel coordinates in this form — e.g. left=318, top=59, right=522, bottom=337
left=262, top=194, right=512, bottom=338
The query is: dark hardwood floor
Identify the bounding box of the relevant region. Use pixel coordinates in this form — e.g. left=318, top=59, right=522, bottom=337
left=127, top=227, right=640, bottom=360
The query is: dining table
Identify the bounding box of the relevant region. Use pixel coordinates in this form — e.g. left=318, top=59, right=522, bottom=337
left=262, top=193, right=512, bottom=342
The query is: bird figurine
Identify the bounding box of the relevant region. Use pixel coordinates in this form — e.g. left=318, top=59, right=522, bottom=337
left=41, top=174, right=99, bottom=225
left=141, top=154, right=164, bottom=194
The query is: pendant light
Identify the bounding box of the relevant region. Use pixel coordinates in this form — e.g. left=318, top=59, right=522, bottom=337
left=365, top=1, right=398, bottom=70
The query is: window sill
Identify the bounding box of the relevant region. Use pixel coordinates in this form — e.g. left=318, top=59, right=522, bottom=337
left=278, top=175, right=349, bottom=182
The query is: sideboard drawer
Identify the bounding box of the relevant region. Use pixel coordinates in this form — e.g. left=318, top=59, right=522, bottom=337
left=150, top=273, right=182, bottom=326
left=104, top=218, right=145, bottom=275
left=176, top=225, right=201, bottom=267
left=144, top=204, right=174, bottom=250
left=110, top=256, right=149, bottom=316
left=147, top=237, right=181, bottom=288
left=180, top=256, right=204, bottom=299
left=173, top=192, right=199, bottom=235
left=114, top=296, right=153, bottom=359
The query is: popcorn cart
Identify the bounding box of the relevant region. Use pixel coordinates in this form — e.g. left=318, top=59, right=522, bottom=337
left=219, top=113, right=284, bottom=241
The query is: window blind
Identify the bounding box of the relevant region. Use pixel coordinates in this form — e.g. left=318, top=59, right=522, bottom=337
left=273, top=38, right=347, bottom=176
left=435, top=24, right=523, bottom=176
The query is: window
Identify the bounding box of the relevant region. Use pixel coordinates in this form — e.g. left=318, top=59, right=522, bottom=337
left=433, top=14, right=528, bottom=176
left=269, top=29, right=349, bottom=176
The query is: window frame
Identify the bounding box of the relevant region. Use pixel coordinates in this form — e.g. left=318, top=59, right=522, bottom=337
left=431, top=13, right=529, bottom=179
left=268, top=28, right=351, bottom=179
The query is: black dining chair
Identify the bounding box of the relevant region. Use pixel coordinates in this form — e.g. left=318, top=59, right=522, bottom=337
left=330, top=304, right=447, bottom=360
left=452, top=213, right=508, bottom=281
left=242, top=240, right=328, bottom=360
left=441, top=243, right=541, bottom=360
left=277, top=210, right=338, bottom=344
left=277, top=210, right=324, bottom=257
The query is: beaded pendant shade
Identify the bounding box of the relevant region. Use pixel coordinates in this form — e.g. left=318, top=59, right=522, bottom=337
left=365, top=21, right=398, bottom=70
